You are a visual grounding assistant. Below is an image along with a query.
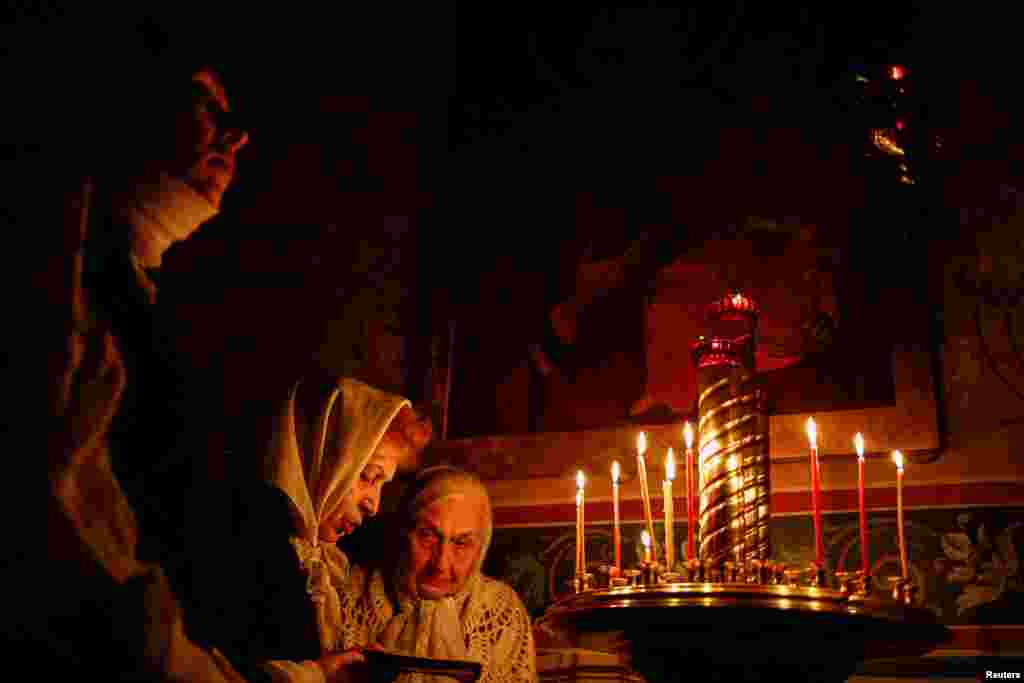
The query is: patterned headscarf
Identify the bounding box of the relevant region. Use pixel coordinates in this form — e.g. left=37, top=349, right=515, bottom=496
left=265, top=376, right=410, bottom=652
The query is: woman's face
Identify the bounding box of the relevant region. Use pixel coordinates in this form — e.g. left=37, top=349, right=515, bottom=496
left=318, top=436, right=401, bottom=544
left=403, top=493, right=486, bottom=599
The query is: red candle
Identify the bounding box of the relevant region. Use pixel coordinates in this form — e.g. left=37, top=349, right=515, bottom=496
left=807, top=418, right=825, bottom=567
left=854, top=433, right=869, bottom=575
left=683, top=422, right=696, bottom=561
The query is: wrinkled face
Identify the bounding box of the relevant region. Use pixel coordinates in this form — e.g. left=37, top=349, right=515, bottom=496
left=164, top=69, right=249, bottom=207
left=318, top=437, right=401, bottom=544
left=404, top=493, right=486, bottom=599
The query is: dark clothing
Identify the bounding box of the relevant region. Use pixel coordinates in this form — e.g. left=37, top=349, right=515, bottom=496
left=186, top=479, right=322, bottom=682
left=81, top=198, right=205, bottom=580
left=3, top=162, right=245, bottom=682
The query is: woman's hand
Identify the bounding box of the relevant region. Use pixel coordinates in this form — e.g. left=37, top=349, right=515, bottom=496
left=318, top=648, right=367, bottom=683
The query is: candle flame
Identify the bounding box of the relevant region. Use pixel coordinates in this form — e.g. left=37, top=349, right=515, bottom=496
left=637, top=432, right=647, bottom=456
left=806, top=417, right=817, bottom=446
left=666, top=449, right=676, bottom=481
left=576, top=489, right=583, bottom=506
left=854, top=433, right=865, bottom=460
left=683, top=422, right=694, bottom=449
left=641, top=530, right=651, bottom=547
left=576, top=470, right=585, bottom=490
left=612, top=460, right=620, bottom=484
left=732, top=293, right=743, bottom=306
left=892, top=450, right=904, bottom=470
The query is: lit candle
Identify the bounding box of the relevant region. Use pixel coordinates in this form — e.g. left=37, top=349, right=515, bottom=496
left=575, top=488, right=582, bottom=577
left=636, top=433, right=656, bottom=550
left=641, top=529, right=653, bottom=564
left=684, top=422, right=696, bottom=561
left=807, top=418, right=825, bottom=567
left=855, top=433, right=869, bottom=576
left=663, top=449, right=676, bottom=570
left=576, top=470, right=586, bottom=576
left=611, top=461, right=622, bottom=571
left=893, top=451, right=908, bottom=579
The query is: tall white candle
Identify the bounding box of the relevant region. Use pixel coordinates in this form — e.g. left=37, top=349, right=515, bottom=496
left=807, top=418, right=824, bottom=566
left=664, top=449, right=675, bottom=570
left=637, top=433, right=656, bottom=548
left=893, top=451, right=908, bottom=579
left=612, top=461, right=622, bottom=570
left=855, top=433, right=869, bottom=576
left=576, top=470, right=586, bottom=576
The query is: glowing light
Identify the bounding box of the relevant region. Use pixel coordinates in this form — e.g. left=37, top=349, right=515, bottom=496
left=889, top=65, right=905, bottom=80
left=666, top=449, right=676, bottom=481
left=872, top=129, right=905, bottom=157
left=806, top=418, right=817, bottom=447
left=854, top=433, right=865, bottom=461
left=612, top=460, right=620, bottom=484
left=641, top=530, right=651, bottom=548
left=576, top=470, right=585, bottom=490
left=701, top=439, right=721, bottom=459
left=892, top=450, right=904, bottom=471
left=683, top=422, right=694, bottom=450
left=638, top=432, right=647, bottom=456
left=895, top=119, right=904, bottom=131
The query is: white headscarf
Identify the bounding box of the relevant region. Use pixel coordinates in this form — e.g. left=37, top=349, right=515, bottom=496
left=378, top=467, right=494, bottom=664
left=265, top=376, right=410, bottom=653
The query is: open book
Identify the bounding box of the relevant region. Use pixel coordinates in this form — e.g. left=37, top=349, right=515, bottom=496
left=362, top=649, right=483, bottom=683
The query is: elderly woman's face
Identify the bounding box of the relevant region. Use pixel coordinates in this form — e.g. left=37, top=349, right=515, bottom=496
left=404, top=493, right=486, bottom=599
left=166, top=69, right=249, bottom=208
left=318, top=437, right=400, bottom=544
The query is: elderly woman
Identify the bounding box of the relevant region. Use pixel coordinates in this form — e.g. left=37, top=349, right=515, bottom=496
left=189, top=375, right=432, bottom=683
left=337, top=466, right=537, bottom=683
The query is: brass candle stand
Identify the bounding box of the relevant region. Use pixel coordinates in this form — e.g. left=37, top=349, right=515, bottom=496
left=574, top=560, right=900, bottom=599
left=546, top=292, right=945, bottom=681
left=540, top=567, right=945, bottom=683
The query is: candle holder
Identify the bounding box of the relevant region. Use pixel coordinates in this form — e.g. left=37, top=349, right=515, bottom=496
left=783, top=568, right=803, bottom=587
left=833, top=571, right=855, bottom=594
left=888, top=576, right=917, bottom=606
left=573, top=572, right=596, bottom=594
left=808, top=562, right=828, bottom=588
left=857, top=571, right=873, bottom=597
left=690, top=335, right=771, bottom=567
left=622, top=569, right=642, bottom=588
left=686, top=559, right=704, bottom=583
left=640, top=561, right=660, bottom=586
left=610, top=577, right=629, bottom=589
left=660, top=572, right=685, bottom=584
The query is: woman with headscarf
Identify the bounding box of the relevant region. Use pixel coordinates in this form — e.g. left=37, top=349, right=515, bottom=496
left=337, top=466, right=537, bottom=683
left=190, top=375, right=432, bottom=683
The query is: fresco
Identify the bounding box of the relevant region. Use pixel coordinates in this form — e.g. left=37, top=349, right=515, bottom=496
left=483, top=506, right=1024, bottom=624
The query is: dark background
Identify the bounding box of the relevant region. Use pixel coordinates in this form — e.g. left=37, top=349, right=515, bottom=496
left=6, top=1, right=1023, bottom=453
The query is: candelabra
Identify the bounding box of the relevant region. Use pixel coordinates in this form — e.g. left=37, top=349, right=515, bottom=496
left=543, top=291, right=947, bottom=682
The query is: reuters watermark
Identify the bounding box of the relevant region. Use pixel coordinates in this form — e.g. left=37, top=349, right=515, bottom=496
left=983, top=672, right=1022, bottom=680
